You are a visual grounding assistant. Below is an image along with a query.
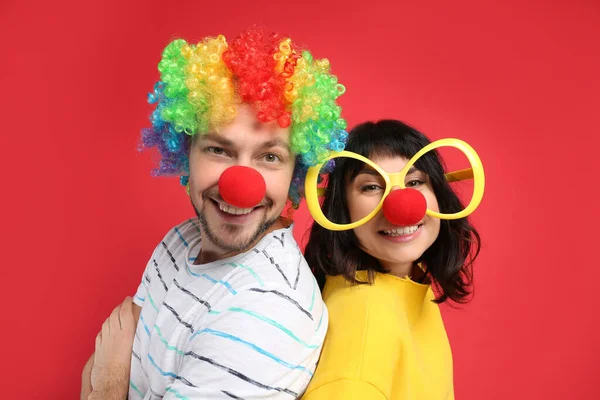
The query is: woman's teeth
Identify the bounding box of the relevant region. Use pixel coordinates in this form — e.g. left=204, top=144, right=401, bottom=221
left=382, top=225, right=419, bottom=236
left=219, top=203, right=253, bottom=215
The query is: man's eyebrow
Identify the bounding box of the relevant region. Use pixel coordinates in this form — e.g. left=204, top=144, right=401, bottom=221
left=198, top=135, right=290, bottom=152
left=198, top=134, right=234, bottom=147
left=257, top=138, right=291, bottom=153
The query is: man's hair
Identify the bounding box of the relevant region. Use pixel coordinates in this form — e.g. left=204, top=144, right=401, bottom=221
left=304, top=120, right=482, bottom=304
left=139, top=27, right=348, bottom=207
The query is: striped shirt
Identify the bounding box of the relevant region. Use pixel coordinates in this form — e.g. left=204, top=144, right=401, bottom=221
left=129, top=218, right=328, bottom=399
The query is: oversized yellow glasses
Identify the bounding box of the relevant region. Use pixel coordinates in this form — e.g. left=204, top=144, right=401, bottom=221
left=305, top=138, right=485, bottom=231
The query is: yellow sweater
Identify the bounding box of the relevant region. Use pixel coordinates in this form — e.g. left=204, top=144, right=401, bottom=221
left=303, top=271, right=454, bottom=399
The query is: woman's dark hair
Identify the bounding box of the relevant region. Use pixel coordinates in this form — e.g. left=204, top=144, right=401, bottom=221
left=304, top=120, right=481, bottom=304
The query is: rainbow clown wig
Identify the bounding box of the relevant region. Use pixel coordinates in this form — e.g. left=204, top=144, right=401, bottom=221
left=139, top=28, right=348, bottom=207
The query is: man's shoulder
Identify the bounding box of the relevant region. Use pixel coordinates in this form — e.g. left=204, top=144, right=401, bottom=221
left=162, top=218, right=202, bottom=244
left=250, top=224, right=305, bottom=269
left=145, top=218, right=201, bottom=274
left=153, top=218, right=201, bottom=252
left=238, top=225, right=317, bottom=296
left=220, top=277, right=326, bottom=338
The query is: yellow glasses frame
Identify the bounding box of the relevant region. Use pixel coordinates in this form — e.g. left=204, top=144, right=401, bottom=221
left=305, top=138, right=485, bottom=231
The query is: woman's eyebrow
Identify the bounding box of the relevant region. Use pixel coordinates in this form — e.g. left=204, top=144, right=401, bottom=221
left=357, top=165, right=419, bottom=175
left=356, top=168, right=381, bottom=176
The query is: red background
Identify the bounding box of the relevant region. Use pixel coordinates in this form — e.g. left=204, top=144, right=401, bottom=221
left=2, top=0, right=599, bottom=398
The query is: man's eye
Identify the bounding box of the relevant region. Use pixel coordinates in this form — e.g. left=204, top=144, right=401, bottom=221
left=207, top=147, right=225, bottom=155
left=263, top=153, right=281, bottom=163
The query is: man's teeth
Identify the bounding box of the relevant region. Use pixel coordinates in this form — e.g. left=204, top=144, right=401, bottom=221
left=219, top=203, right=253, bottom=215
left=382, top=225, right=419, bottom=236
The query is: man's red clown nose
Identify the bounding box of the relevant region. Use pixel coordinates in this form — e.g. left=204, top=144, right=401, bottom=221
left=382, top=188, right=427, bottom=226
left=218, top=166, right=266, bottom=208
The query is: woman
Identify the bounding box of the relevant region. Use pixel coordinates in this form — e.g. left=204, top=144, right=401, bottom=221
left=302, top=119, right=483, bottom=399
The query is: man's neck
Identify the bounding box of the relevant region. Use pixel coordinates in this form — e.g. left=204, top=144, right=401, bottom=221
left=195, top=217, right=292, bottom=265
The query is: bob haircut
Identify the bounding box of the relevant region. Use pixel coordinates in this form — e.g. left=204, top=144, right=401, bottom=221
left=304, top=119, right=481, bottom=304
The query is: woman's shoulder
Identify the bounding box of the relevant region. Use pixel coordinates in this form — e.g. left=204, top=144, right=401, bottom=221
left=323, top=271, right=434, bottom=330
left=322, top=273, right=404, bottom=328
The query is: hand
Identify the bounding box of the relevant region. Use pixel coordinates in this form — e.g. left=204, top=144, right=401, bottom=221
left=90, top=297, right=136, bottom=399
left=81, top=354, right=94, bottom=400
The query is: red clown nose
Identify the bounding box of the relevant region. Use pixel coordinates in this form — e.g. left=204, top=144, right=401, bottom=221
left=218, top=166, right=266, bottom=209
left=382, top=188, right=427, bottom=226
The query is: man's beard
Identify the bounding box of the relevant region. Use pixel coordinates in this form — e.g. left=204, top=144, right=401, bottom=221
left=192, top=192, right=279, bottom=254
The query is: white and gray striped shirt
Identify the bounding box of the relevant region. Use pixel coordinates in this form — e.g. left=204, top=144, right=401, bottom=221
left=130, top=218, right=327, bottom=399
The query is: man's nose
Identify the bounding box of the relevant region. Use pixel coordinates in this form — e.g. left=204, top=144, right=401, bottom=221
left=218, top=166, right=266, bottom=208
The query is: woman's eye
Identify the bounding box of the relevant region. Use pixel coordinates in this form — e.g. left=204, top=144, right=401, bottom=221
left=406, top=179, right=425, bottom=188
left=360, top=184, right=383, bottom=192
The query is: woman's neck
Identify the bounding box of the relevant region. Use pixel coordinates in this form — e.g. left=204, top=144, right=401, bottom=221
left=384, top=261, right=428, bottom=283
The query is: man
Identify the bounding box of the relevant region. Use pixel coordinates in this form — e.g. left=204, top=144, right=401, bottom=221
left=81, top=27, right=347, bottom=399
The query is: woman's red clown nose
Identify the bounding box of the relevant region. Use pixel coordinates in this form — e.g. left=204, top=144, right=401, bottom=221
left=382, top=188, right=427, bottom=226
